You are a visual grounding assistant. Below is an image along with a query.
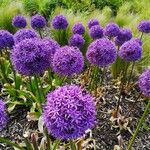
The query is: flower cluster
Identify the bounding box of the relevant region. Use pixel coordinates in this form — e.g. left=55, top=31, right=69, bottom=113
left=43, top=85, right=96, bottom=140
left=12, top=15, right=27, bottom=28
left=137, top=20, right=150, bottom=33
left=52, top=46, right=84, bottom=76
left=88, top=19, right=99, bottom=29
left=72, top=23, right=85, bottom=35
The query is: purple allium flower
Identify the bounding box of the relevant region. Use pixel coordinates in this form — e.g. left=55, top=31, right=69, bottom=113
left=43, top=85, right=96, bottom=140
left=72, top=23, right=85, bottom=35
left=88, top=19, right=99, bottom=29
left=14, top=29, right=38, bottom=44
left=0, top=30, right=14, bottom=50
left=115, top=28, right=132, bottom=46
left=119, top=40, right=142, bottom=62
left=86, top=38, right=117, bottom=67
left=89, top=25, right=103, bottom=40
left=69, top=34, right=85, bottom=48
left=11, top=38, right=52, bottom=76
left=12, top=15, right=27, bottom=28
left=137, top=20, right=150, bottom=33
left=0, top=99, right=7, bottom=131
left=132, top=38, right=142, bottom=46
left=138, top=69, right=150, bottom=97
left=31, top=14, right=46, bottom=29
left=52, top=46, right=84, bottom=76
left=52, top=14, right=68, bottom=30
left=104, top=22, right=120, bottom=38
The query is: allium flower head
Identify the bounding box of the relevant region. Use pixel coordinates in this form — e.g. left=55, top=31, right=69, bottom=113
left=89, top=25, right=103, bottom=40
left=88, top=19, right=99, bottom=29
left=69, top=34, right=85, bottom=48
left=43, top=85, right=96, bottom=140
left=14, top=29, right=38, bottom=44
left=132, top=38, right=142, bottom=46
left=86, top=38, right=117, bottom=67
left=138, top=69, right=150, bottom=97
left=137, top=20, right=150, bottom=33
left=52, top=14, right=68, bottom=30
left=115, top=28, right=132, bottom=46
left=31, top=14, right=46, bottom=29
left=72, top=23, right=85, bottom=35
left=12, top=15, right=27, bottom=28
left=119, top=40, right=142, bottom=62
left=52, top=46, right=84, bottom=76
left=0, top=30, right=14, bottom=50
left=0, top=99, right=7, bottom=131
left=104, top=22, right=120, bottom=38
left=11, top=38, right=52, bottom=76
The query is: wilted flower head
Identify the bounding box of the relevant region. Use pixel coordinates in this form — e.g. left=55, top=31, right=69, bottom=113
left=0, top=99, right=7, bottom=131
left=119, top=40, right=142, bottom=62
left=72, top=23, right=85, bottom=35
left=43, top=85, right=96, bottom=140
left=86, top=38, right=117, bottom=67
left=31, top=14, right=46, bottom=29
left=52, top=46, right=84, bottom=76
left=88, top=19, right=99, bottom=29
left=115, top=28, right=132, bottom=46
left=0, top=30, right=14, bottom=50
left=89, top=25, right=103, bottom=40
left=137, top=20, right=150, bottom=33
left=12, top=15, right=27, bottom=28
left=14, top=29, right=38, bottom=44
left=138, top=69, right=150, bottom=97
left=11, top=38, right=52, bottom=76
left=52, top=14, right=68, bottom=30
left=104, top=22, right=120, bottom=38
left=69, top=34, right=85, bottom=48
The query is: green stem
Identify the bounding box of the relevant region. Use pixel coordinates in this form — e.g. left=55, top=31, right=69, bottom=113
left=45, top=128, right=51, bottom=150
left=52, top=139, right=60, bottom=150
left=48, top=70, right=53, bottom=88
left=127, top=99, right=150, bottom=150
left=70, top=140, right=77, bottom=150
left=140, top=32, right=144, bottom=40
left=29, top=76, right=34, bottom=94
left=38, top=29, right=43, bottom=39
left=100, top=67, right=106, bottom=86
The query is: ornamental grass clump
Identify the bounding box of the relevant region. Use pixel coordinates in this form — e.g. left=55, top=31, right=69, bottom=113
left=43, top=85, right=96, bottom=140
left=72, top=23, right=85, bottom=35
left=12, top=15, right=27, bottom=28
left=88, top=19, right=99, bottom=29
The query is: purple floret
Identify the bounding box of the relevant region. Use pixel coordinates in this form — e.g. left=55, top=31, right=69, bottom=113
left=43, top=85, right=96, bottom=140
left=88, top=19, right=99, bottom=29
left=0, top=99, right=7, bottom=131
left=104, top=22, right=120, bottom=38
left=86, top=38, right=117, bottom=67
left=0, top=30, right=14, bottom=50
left=119, top=40, right=142, bottom=62
left=132, top=38, right=142, bottom=46
left=69, top=34, right=85, bottom=48
left=89, top=25, right=103, bottom=40
left=115, top=28, right=132, bottom=46
left=14, top=29, right=38, bottom=44
left=72, top=23, right=85, bottom=35
left=52, top=46, right=84, bottom=76
left=11, top=38, right=52, bottom=76
left=138, top=69, right=150, bottom=97
left=12, top=15, right=27, bottom=28
left=137, top=20, right=150, bottom=33
left=52, top=14, right=68, bottom=30
left=31, top=14, right=46, bottom=29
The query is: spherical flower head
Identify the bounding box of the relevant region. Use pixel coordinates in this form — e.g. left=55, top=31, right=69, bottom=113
left=52, top=46, right=84, bottom=76
left=132, top=38, right=142, bottom=46
left=11, top=38, right=52, bottom=76
left=52, top=14, right=68, bottom=30
left=115, top=28, right=132, bottom=46
left=0, top=99, right=7, bottom=131
left=43, top=85, right=96, bottom=140
left=31, top=14, right=46, bottom=29
left=88, top=19, right=99, bottom=29
left=86, top=38, right=117, bottom=67
left=137, top=20, right=150, bottom=33
left=72, top=23, right=85, bottom=35
left=12, top=15, right=27, bottom=28
left=89, top=25, right=103, bottom=40
left=104, top=22, right=120, bottom=38
left=69, top=34, right=85, bottom=48
left=138, top=69, right=150, bottom=97
left=14, top=29, right=38, bottom=44
left=0, top=30, right=14, bottom=50
left=119, top=40, right=142, bottom=62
